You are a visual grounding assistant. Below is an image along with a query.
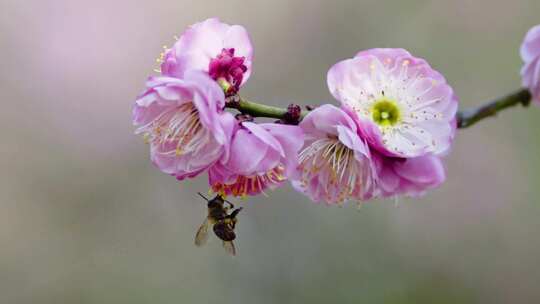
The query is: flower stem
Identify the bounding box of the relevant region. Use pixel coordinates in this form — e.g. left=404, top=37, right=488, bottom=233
left=456, top=88, right=531, bottom=128
left=233, top=98, right=290, bottom=119
left=226, top=88, right=532, bottom=128
left=226, top=97, right=308, bottom=122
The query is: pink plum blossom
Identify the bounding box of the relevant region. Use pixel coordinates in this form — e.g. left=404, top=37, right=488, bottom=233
left=209, top=122, right=304, bottom=197
left=327, top=48, right=458, bottom=158
left=520, top=24, right=540, bottom=104
left=133, top=71, right=235, bottom=180
left=374, top=154, right=446, bottom=198
left=292, top=104, right=378, bottom=205
left=160, top=18, right=253, bottom=95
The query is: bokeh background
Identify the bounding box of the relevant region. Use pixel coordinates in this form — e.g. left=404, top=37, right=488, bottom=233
left=2, top=0, right=540, bottom=303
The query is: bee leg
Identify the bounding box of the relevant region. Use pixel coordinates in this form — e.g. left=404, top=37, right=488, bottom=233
left=229, top=207, right=243, bottom=219
left=224, top=199, right=235, bottom=209
left=222, top=241, right=236, bottom=256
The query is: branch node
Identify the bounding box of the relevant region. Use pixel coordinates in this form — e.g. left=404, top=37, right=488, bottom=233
left=282, top=104, right=302, bottom=125
left=235, top=113, right=254, bottom=122
left=225, top=95, right=241, bottom=109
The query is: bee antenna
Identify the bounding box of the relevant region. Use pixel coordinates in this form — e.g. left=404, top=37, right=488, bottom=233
left=197, top=192, right=209, bottom=202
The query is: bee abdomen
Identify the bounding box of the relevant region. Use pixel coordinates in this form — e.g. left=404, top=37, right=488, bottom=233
left=213, top=223, right=236, bottom=241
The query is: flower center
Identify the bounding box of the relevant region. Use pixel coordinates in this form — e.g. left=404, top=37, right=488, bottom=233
left=212, top=166, right=286, bottom=197
left=136, top=103, right=211, bottom=156
left=371, top=99, right=401, bottom=127
left=208, top=48, right=247, bottom=95
left=298, top=137, right=371, bottom=203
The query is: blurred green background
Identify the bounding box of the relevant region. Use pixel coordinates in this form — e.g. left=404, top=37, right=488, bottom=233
left=1, top=0, right=540, bottom=303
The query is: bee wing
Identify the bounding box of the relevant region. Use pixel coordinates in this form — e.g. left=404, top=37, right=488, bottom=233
left=194, top=218, right=209, bottom=247
left=222, top=241, right=236, bottom=256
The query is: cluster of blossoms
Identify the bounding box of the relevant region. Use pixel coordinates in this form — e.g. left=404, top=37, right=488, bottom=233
left=133, top=18, right=540, bottom=206
left=134, top=18, right=301, bottom=198
left=294, top=49, right=456, bottom=203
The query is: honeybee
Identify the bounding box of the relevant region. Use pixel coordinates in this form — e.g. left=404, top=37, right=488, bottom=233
left=194, top=193, right=243, bottom=256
